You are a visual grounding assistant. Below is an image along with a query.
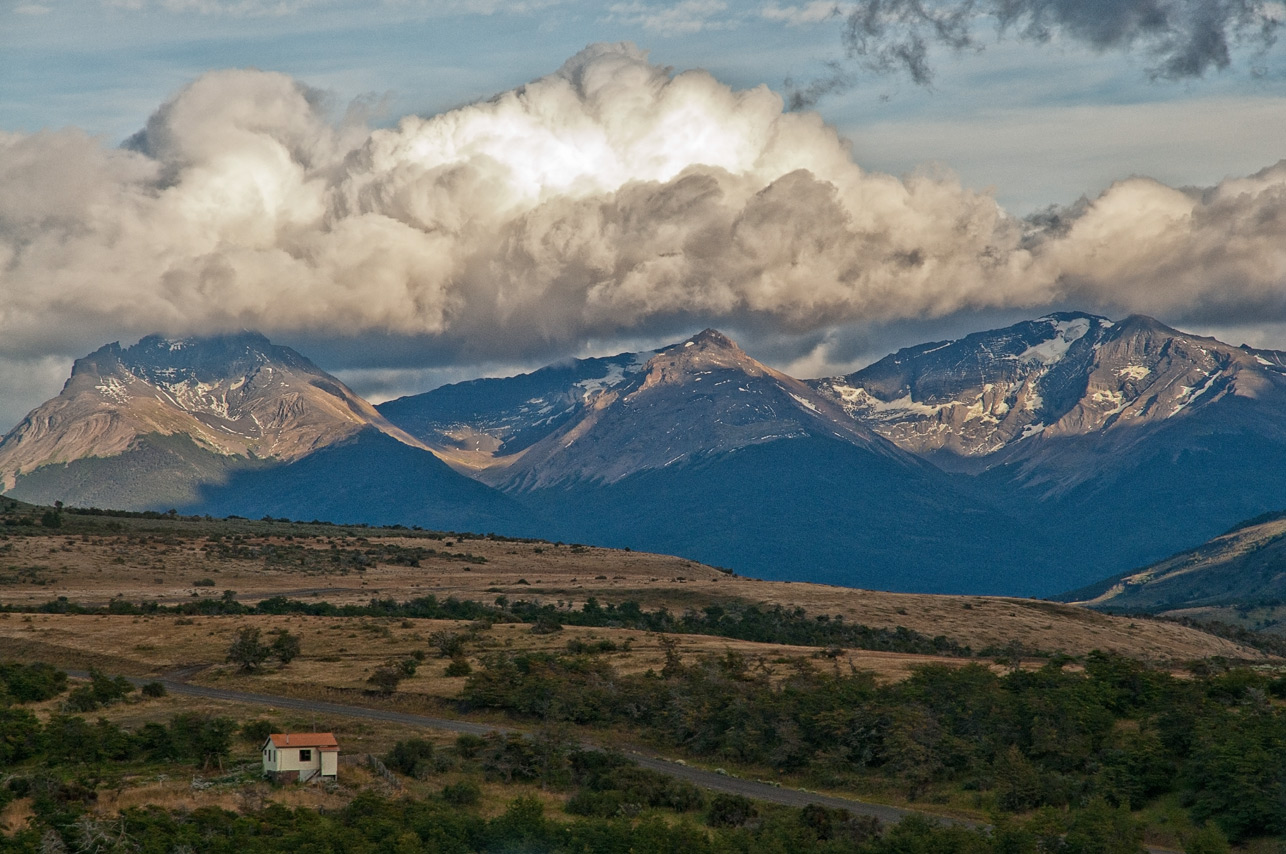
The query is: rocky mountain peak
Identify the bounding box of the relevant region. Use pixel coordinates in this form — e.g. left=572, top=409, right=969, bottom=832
left=808, top=310, right=1286, bottom=476
left=631, top=329, right=765, bottom=396
left=687, top=328, right=738, bottom=350
left=0, top=331, right=424, bottom=492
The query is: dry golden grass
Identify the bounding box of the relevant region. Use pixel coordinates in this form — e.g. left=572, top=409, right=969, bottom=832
left=0, top=610, right=988, bottom=714
left=0, top=522, right=1270, bottom=682
left=0, top=798, right=34, bottom=837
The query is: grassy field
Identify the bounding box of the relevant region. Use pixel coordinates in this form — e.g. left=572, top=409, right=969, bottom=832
left=0, top=503, right=1265, bottom=669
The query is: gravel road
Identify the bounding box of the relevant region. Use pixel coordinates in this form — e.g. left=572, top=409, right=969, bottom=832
left=79, top=670, right=966, bottom=828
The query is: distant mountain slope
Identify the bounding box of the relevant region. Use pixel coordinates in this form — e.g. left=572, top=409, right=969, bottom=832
left=813, top=313, right=1115, bottom=464
left=0, top=332, right=427, bottom=506
left=529, top=434, right=1053, bottom=595
left=1063, top=512, right=1286, bottom=612
left=378, top=349, right=654, bottom=472
left=806, top=312, right=1286, bottom=586
left=0, top=333, right=531, bottom=532
left=1, top=432, right=267, bottom=510
left=492, top=329, right=898, bottom=490
left=813, top=312, right=1286, bottom=479
left=190, top=428, right=540, bottom=535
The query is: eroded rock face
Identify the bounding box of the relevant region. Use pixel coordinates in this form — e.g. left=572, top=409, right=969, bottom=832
left=489, top=328, right=897, bottom=491
left=0, top=332, right=422, bottom=490
left=811, top=312, right=1286, bottom=473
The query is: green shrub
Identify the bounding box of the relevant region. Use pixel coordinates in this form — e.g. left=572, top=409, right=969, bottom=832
left=441, top=780, right=482, bottom=805
left=240, top=718, right=273, bottom=744
left=445, top=657, right=472, bottom=677
left=385, top=738, right=436, bottom=779
left=707, top=793, right=756, bottom=828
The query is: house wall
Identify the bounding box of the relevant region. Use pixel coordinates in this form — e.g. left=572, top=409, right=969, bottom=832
left=262, top=744, right=338, bottom=780
left=276, top=748, right=320, bottom=773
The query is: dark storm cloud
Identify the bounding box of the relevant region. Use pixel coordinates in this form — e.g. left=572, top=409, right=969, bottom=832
left=838, top=0, right=1280, bottom=85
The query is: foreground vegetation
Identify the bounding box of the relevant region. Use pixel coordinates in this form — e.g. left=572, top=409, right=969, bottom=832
left=460, top=647, right=1286, bottom=844
left=1, top=650, right=1279, bottom=852
left=4, top=503, right=1285, bottom=851
left=0, top=658, right=1174, bottom=854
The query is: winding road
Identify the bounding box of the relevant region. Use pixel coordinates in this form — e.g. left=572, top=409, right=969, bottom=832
left=73, top=670, right=1183, bottom=852
left=87, top=670, right=964, bottom=829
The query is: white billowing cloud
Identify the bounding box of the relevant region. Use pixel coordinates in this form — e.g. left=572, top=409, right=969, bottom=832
left=2, top=41, right=1286, bottom=382
left=1028, top=162, right=1286, bottom=320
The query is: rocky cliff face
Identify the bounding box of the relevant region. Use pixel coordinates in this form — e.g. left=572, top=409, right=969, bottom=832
left=0, top=332, right=423, bottom=490
left=477, top=329, right=899, bottom=490
left=378, top=348, right=656, bottom=472
left=812, top=312, right=1286, bottom=478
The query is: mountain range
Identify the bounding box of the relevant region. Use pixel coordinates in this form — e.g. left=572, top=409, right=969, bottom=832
left=3, top=313, right=1284, bottom=597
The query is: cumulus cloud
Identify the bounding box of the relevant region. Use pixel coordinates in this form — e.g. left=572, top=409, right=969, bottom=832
left=1026, top=161, right=1286, bottom=322
left=836, top=0, right=1281, bottom=85
left=2, top=41, right=1286, bottom=406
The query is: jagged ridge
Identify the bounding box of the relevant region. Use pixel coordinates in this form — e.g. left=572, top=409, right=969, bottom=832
left=0, top=331, right=424, bottom=493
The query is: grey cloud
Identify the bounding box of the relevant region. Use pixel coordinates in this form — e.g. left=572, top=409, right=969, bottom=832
left=784, top=60, right=856, bottom=111
left=832, top=0, right=1279, bottom=86
left=842, top=0, right=978, bottom=86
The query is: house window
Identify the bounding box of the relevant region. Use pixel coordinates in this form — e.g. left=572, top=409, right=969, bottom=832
left=300, top=749, right=312, bottom=762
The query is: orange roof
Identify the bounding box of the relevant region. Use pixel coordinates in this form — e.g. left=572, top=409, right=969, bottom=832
left=266, top=733, right=339, bottom=750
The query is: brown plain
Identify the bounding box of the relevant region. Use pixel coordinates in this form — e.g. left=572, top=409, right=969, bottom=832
left=0, top=523, right=1266, bottom=691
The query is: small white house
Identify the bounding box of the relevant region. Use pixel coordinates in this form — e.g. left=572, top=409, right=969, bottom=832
left=262, top=733, right=339, bottom=783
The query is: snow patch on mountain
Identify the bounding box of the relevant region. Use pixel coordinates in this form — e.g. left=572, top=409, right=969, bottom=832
left=1020, top=317, right=1091, bottom=365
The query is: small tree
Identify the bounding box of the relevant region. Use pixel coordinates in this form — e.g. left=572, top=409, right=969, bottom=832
left=270, top=629, right=301, bottom=665
left=239, top=718, right=274, bottom=745
left=226, top=627, right=270, bottom=672
left=429, top=630, right=467, bottom=659
left=367, top=666, right=404, bottom=695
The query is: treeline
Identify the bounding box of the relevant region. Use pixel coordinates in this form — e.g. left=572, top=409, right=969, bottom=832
left=7, top=594, right=967, bottom=657
left=461, top=647, right=1286, bottom=842
left=0, top=770, right=1150, bottom=854
left=0, top=707, right=235, bottom=769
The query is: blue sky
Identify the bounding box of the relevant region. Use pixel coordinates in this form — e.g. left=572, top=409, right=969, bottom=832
left=1, top=0, right=1285, bottom=427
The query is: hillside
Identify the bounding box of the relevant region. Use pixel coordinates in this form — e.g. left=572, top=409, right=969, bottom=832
left=1064, top=511, right=1286, bottom=632
left=0, top=502, right=1264, bottom=665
